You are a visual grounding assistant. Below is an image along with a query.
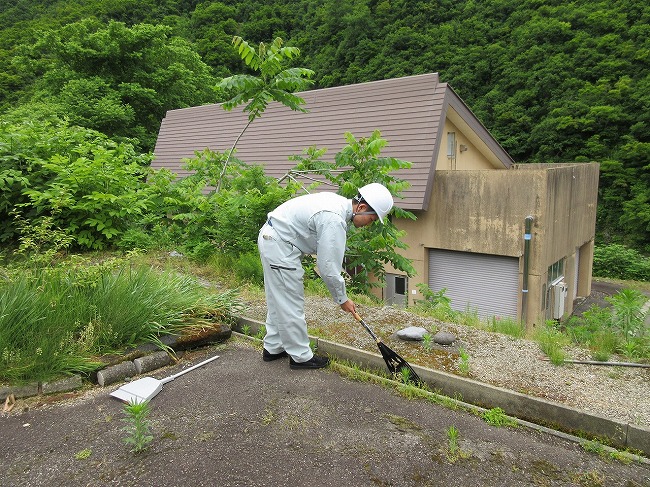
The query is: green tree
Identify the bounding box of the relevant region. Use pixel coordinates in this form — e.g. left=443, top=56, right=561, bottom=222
left=147, top=149, right=298, bottom=260
left=2, top=0, right=650, bottom=253
left=215, top=35, right=315, bottom=190
left=291, top=130, right=416, bottom=293
left=11, top=19, right=216, bottom=151
left=188, top=2, right=240, bottom=77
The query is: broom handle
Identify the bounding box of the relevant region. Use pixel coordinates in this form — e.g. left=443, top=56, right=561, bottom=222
left=162, top=355, right=220, bottom=384
left=352, top=312, right=380, bottom=343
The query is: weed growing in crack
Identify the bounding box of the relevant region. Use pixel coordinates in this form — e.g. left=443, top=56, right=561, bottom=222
left=535, top=321, right=568, bottom=365
left=261, top=408, right=275, bottom=425
left=581, top=440, right=643, bottom=465
left=458, top=347, right=470, bottom=375
left=122, top=400, right=154, bottom=453
left=482, top=407, right=517, bottom=427
left=570, top=470, right=605, bottom=487
left=445, top=425, right=470, bottom=463
left=74, top=448, right=92, bottom=460
left=399, top=366, right=413, bottom=384
left=609, top=450, right=634, bottom=465
left=254, top=325, right=266, bottom=340
left=447, top=425, right=459, bottom=452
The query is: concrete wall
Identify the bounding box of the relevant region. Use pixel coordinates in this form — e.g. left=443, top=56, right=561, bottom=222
left=521, top=163, right=599, bottom=325
left=381, top=162, right=599, bottom=329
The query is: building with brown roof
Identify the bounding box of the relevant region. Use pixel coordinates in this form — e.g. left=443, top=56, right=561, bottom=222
left=152, top=73, right=599, bottom=329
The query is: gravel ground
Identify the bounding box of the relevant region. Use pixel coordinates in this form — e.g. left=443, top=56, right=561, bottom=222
left=242, top=295, right=650, bottom=428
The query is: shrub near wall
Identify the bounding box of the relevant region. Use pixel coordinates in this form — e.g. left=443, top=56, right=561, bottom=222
left=593, top=244, right=650, bottom=281
left=168, top=153, right=298, bottom=259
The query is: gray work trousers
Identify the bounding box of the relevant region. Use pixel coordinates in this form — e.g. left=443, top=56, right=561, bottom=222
left=257, top=222, right=313, bottom=362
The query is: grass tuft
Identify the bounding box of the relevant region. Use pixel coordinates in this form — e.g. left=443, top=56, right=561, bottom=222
left=0, top=261, right=241, bottom=383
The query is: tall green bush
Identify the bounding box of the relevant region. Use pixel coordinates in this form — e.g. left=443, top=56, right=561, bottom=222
left=593, top=244, right=650, bottom=281
left=212, top=165, right=298, bottom=255
left=148, top=151, right=298, bottom=259
left=565, top=288, right=648, bottom=360
left=0, top=119, right=160, bottom=249
left=2, top=0, right=650, bottom=253
left=606, top=289, right=648, bottom=354
left=292, top=130, right=416, bottom=293
left=11, top=19, right=216, bottom=151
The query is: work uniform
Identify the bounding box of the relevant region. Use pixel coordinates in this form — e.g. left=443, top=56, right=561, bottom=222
left=257, top=192, right=353, bottom=362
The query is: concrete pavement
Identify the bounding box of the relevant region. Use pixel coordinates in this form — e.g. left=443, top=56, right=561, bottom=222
left=1, top=339, right=649, bottom=487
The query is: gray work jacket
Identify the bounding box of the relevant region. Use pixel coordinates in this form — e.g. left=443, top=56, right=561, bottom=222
left=267, top=192, right=353, bottom=305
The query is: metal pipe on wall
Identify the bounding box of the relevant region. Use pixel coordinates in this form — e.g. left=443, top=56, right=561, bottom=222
left=522, top=216, right=534, bottom=324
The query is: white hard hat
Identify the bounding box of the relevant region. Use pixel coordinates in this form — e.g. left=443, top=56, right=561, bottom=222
left=357, top=183, right=394, bottom=223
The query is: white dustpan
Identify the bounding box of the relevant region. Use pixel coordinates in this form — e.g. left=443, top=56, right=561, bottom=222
left=110, top=354, right=220, bottom=404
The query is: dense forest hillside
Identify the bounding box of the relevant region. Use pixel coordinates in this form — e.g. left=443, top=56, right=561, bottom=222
left=1, top=0, right=648, bottom=251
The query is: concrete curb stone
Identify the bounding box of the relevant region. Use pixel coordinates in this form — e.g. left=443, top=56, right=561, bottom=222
left=0, top=383, right=39, bottom=401
left=0, top=325, right=230, bottom=401
left=1, top=377, right=83, bottom=402
left=41, top=375, right=83, bottom=395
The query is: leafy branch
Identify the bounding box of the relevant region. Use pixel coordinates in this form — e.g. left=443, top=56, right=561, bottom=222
left=215, top=36, right=314, bottom=191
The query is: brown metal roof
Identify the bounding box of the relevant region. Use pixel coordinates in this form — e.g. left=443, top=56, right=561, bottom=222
left=152, top=73, right=513, bottom=211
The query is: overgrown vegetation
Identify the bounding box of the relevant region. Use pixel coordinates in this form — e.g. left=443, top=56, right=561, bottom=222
left=457, top=348, right=470, bottom=376
left=291, top=129, right=417, bottom=293
left=564, top=288, right=649, bottom=361
left=411, top=284, right=460, bottom=323
left=1, top=10, right=648, bottom=389
left=2, top=1, right=650, bottom=255
left=482, top=407, right=518, bottom=428
left=0, top=32, right=422, bottom=387
left=593, top=244, right=650, bottom=281
left=411, top=285, right=649, bottom=363
left=0, top=254, right=242, bottom=384
left=535, top=323, right=570, bottom=365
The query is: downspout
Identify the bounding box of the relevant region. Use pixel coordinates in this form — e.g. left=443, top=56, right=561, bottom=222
left=522, top=216, right=533, bottom=325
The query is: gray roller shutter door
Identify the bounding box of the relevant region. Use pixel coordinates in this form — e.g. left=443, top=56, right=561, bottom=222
left=428, top=249, right=519, bottom=319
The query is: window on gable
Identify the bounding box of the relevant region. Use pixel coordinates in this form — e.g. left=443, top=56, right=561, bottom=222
left=447, top=132, right=457, bottom=169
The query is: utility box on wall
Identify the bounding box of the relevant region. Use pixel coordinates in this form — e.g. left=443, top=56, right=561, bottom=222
left=552, top=281, right=568, bottom=319
left=385, top=273, right=408, bottom=307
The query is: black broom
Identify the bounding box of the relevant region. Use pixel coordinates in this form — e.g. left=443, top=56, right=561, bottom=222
left=353, top=312, right=424, bottom=386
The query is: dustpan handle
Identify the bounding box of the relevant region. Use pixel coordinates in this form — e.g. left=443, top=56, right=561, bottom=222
left=162, top=354, right=220, bottom=384
left=352, top=312, right=379, bottom=343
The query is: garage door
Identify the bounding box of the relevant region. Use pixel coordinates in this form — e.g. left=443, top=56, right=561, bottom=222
left=428, top=249, right=519, bottom=320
